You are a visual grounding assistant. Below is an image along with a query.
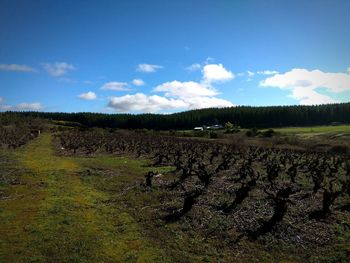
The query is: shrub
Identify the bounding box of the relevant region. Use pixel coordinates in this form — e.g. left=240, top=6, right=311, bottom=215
left=261, top=128, right=275, bottom=137
left=328, top=145, right=349, bottom=155
left=246, top=127, right=259, bottom=137
left=225, top=121, right=234, bottom=132
left=224, top=122, right=241, bottom=134
left=232, top=127, right=241, bottom=133
left=183, top=131, right=207, bottom=138
left=209, top=131, right=218, bottom=139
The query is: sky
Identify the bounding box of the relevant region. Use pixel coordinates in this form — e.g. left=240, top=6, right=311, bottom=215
left=0, top=0, right=350, bottom=113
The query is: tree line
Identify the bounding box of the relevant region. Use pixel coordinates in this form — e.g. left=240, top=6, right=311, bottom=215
left=1, top=102, right=349, bottom=130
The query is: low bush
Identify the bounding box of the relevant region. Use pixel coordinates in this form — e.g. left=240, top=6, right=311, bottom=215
left=209, top=132, right=218, bottom=139
left=261, top=128, right=275, bottom=137
left=328, top=145, right=349, bottom=155
left=246, top=127, right=260, bottom=137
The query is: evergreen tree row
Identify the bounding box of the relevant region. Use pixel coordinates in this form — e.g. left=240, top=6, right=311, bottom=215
left=1, top=103, right=349, bottom=130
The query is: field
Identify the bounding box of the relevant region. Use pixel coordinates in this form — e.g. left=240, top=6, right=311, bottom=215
left=1, top=123, right=350, bottom=263
left=272, top=125, right=350, bottom=134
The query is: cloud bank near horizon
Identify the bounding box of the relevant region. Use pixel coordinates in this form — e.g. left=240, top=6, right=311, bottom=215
left=260, top=68, right=350, bottom=105
left=107, top=63, right=235, bottom=113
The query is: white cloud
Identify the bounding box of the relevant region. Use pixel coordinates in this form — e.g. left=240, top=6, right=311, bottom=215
left=0, top=64, right=37, bottom=73
left=260, top=68, right=350, bottom=105
left=42, top=62, right=75, bottom=77
left=202, top=64, right=234, bottom=84
left=136, top=63, right=163, bottom=73
left=257, top=70, right=279, bottom=75
left=289, top=87, right=337, bottom=105
left=185, top=96, right=233, bottom=109
left=78, top=91, right=97, bottom=100
left=108, top=62, right=235, bottom=113
left=132, top=79, right=145, bottom=86
left=186, top=63, right=201, bottom=72
left=101, top=82, right=129, bottom=91
left=205, top=57, right=215, bottom=64
left=107, top=93, right=233, bottom=113
left=260, top=68, right=350, bottom=93
left=108, top=93, right=187, bottom=113
left=246, top=71, right=255, bottom=81
left=0, top=97, right=4, bottom=104
left=247, top=71, right=255, bottom=77
left=16, top=102, right=42, bottom=111
left=0, top=102, right=43, bottom=111
left=154, top=80, right=218, bottom=98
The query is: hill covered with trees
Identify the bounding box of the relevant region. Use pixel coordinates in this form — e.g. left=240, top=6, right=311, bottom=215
left=1, top=103, right=349, bottom=130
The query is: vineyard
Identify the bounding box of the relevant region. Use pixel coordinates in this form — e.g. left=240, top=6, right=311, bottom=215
left=54, top=129, right=350, bottom=261
left=0, top=115, right=43, bottom=149
left=0, top=125, right=350, bottom=262
left=0, top=125, right=40, bottom=149
left=1, top=0, right=349, bottom=261
left=1, top=122, right=349, bottom=262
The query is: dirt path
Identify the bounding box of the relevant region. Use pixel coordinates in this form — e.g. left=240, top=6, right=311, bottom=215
left=0, top=134, right=168, bottom=262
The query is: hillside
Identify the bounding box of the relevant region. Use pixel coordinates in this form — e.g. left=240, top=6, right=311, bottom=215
left=1, top=102, right=350, bottom=130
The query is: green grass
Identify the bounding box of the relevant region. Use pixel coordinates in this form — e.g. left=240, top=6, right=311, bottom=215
left=1, top=132, right=348, bottom=262
left=271, top=125, right=350, bottom=134
left=1, top=134, right=276, bottom=262
left=0, top=134, right=170, bottom=263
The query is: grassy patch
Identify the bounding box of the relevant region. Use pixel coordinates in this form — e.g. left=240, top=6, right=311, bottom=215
left=0, top=134, right=170, bottom=262
left=1, top=132, right=348, bottom=262
left=271, top=125, right=350, bottom=134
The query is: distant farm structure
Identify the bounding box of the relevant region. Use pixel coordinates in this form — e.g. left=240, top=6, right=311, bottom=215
left=193, top=124, right=225, bottom=131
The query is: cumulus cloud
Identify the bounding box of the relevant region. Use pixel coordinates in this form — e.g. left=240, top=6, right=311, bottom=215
left=202, top=64, right=234, bottom=84
left=154, top=80, right=218, bottom=98
left=136, top=63, right=163, bottom=73
left=108, top=93, right=233, bottom=113
left=108, top=93, right=187, bottom=113
left=0, top=64, right=37, bottom=73
left=260, top=68, right=350, bottom=105
left=236, top=70, right=278, bottom=78
left=108, top=62, right=234, bottom=113
left=132, top=79, right=145, bottom=86
left=261, top=68, right=350, bottom=93
left=185, top=96, right=233, bottom=109
left=78, top=91, right=97, bottom=100
left=101, top=82, right=129, bottom=91
left=0, top=102, right=43, bottom=111
left=186, top=63, right=201, bottom=72
left=16, top=102, right=42, bottom=111
left=257, top=70, right=279, bottom=75
left=289, top=87, right=337, bottom=105
left=42, top=62, right=75, bottom=77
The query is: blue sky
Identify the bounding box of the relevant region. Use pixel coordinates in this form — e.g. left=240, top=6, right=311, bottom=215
left=0, top=0, right=349, bottom=113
